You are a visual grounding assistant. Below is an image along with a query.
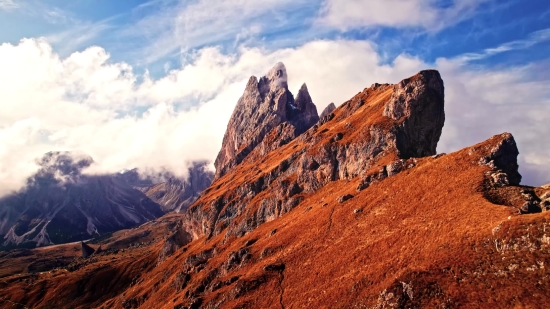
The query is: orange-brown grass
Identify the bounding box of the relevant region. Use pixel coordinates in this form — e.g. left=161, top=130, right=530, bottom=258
left=2, top=83, right=549, bottom=308
left=92, top=134, right=549, bottom=309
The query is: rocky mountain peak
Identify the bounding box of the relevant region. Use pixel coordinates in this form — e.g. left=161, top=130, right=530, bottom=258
left=188, top=69, right=447, bottom=243
left=320, top=102, right=336, bottom=119
left=214, top=63, right=319, bottom=179
left=258, top=62, right=288, bottom=96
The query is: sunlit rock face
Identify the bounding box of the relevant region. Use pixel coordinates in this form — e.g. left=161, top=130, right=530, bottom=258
left=214, top=62, right=319, bottom=179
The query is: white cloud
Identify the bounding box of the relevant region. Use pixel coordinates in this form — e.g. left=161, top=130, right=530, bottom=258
left=0, top=36, right=549, bottom=198
left=122, top=0, right=316, bottom=64
left=0, top=0, right=17, bottom=10
left=317, top=0, right=487, bottom=31
left=436, top=58, right=550, bottom=185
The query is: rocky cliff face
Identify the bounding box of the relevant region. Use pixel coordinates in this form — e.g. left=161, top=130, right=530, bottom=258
left=214, top=62, right=319, bottom=179
left=382, top=70, right=445, bottom=158
left=183, top=70, right=447, bottom=242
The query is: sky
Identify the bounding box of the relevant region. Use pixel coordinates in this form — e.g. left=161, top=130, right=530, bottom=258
left=0, top=0, right=549, bottom=197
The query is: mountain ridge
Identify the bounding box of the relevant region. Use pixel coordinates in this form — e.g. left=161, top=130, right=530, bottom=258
left=1, top=67, right=550, bottom=309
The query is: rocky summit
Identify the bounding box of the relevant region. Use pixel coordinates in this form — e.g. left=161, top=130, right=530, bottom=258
left=2, top=68, right=550, bottom=309
left=214, top=62, right=319, bottom=179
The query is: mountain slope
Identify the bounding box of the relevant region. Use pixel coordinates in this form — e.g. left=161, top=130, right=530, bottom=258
left=0, top=152, right=165, bottom=249
left=2, top=69, right=550, bottom=309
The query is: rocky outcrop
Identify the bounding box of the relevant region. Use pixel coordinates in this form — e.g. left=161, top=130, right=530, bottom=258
left=477, top=133, right=522, bottom=186
left=213, top=62, right=319, bottom=179
left=319, top=102, right=336, bottom=119
left=81, top=241, right=95, bottom=258
left=158, top=222, right=193, bottom=263
left=183, top=70, right=446, bottom=241
left=382, top=70, right=445, bottom=158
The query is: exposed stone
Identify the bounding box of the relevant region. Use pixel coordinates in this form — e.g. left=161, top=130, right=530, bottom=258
left=81, top=242, right=95, bottom=258
left=214, top=62, right=319, bottom=179
left=520, top=201, right=542, bottom=214
left=387, top=160, right=404, bottom=177
left=264, top=263, right=285, bottom=272
left=478, top=133, right=522, bottom=185
left=353, top=209, right=362, bottom=214
left=134, top=163, right=213, bottom=213
left=224, top=248, right=251, bottom=272
left=383, top=70, right=445, bottom=158
left=337, top=194, right=354, bottom=203
left=184, top=70, right=448, bottom=243
left=158, top=224, right=193, bottom=264
left=320, top=102, right=336, bottom=119
left=490, top=172, right=510, bottom=187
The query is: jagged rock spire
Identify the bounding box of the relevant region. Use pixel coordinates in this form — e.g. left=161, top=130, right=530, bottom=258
left=214, top=63, right=319, bottom=179
left=320, top=102, right=336, bottom=119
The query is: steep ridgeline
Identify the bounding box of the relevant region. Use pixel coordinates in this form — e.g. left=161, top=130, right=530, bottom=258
left=7, top=70, right=550, bottom=309
left=119, top=163, right=213, bottom=213
left=214, top=62, right=319, bottom=179
left=0, top=152, right=164, bottom=250
left=182, top=70, right=446, bottom=241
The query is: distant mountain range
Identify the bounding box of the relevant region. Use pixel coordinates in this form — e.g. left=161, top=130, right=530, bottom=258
left=0, top=152, right=212, bottom=250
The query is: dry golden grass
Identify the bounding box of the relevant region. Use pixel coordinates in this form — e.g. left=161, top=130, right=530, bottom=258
left=2, top=79, right=549, bottom=309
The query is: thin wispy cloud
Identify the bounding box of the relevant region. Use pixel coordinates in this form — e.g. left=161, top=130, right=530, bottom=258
left=119, top=0, right=320, bottom=64
left=0, top=0, right=17, bottom=10
left=455, top=28, right=550, bottom=63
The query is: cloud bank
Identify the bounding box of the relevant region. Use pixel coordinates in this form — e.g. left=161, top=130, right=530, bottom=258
left=0, top=36, right=549, bottom=197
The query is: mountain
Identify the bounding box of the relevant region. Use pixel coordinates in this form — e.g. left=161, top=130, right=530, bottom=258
left=0, top=152, right=165, bottom=250
left=0, top=154, right=213, bottom=250
left=2, top=68, right=550, bottom=308
left=319, top=102, right=336, bottom=119
left=122, top=163, right=214, bottom=213
left=214, top=62, right=319, bottom=179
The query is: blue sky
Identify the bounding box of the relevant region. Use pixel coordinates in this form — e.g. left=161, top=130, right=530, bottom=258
left=0, top=0, right=549, bottom=194
left=2, top=0, right=549, bottom=72
left=2, top=0, right=550, bottom=74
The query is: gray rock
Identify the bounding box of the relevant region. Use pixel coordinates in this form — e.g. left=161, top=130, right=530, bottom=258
left=337, top=194, right=354, bottom=203
left=478, top=133, right=522, bottom=185
left=182, top=70, right=451, bottom=243
left=81, top=241, right=95, bottom=258
left=320, top=102, right=336, bottom=119
left=383, top=70, right=445, bottom=158
left=214, top=62, right=319, bottom=179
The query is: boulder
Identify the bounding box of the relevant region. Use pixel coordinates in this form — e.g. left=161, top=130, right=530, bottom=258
left=81, top=242, right=95, bottom=258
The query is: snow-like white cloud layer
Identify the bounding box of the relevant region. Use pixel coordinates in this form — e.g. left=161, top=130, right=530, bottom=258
left=0, top=37, right=549, bottom=197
